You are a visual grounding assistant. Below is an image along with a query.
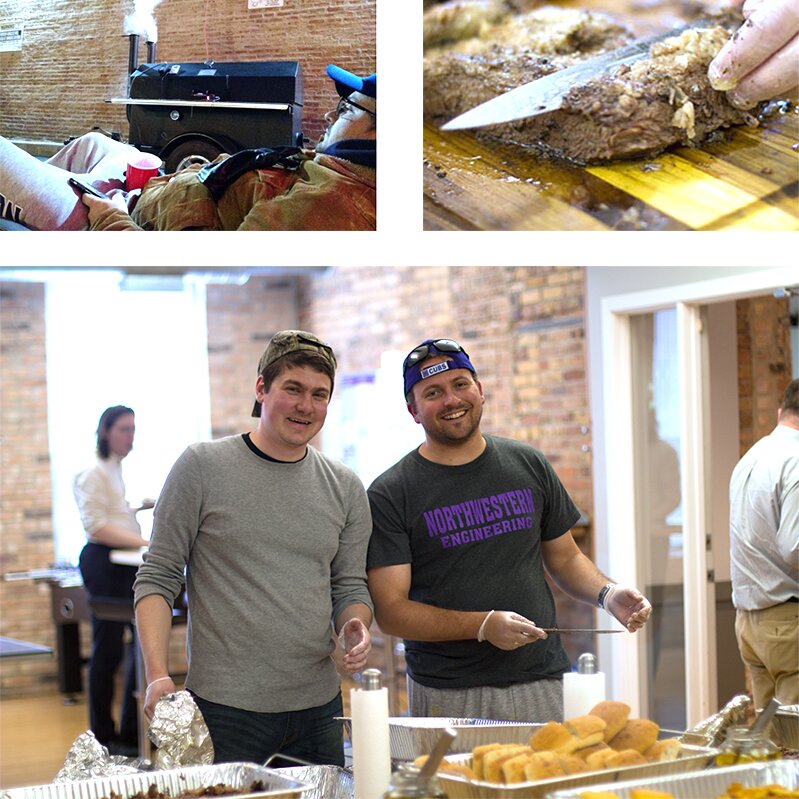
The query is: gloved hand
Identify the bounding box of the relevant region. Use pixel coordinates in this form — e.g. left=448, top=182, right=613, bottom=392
left=601, top=585, right=652, bottom=632
left=338, top=618, right=372, bottom=674
left=708, top=0, right=799, bottom=109
left=478, top=610, right=548, bottom=650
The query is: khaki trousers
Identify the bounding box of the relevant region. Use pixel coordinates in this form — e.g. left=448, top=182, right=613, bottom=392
left=735, top=600, right=799, bottom=708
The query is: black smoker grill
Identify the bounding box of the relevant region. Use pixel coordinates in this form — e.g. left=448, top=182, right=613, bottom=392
left=111, top=37, right=304, bottom=173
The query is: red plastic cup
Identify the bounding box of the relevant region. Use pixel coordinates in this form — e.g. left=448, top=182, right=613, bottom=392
left=126, top=153, right=162, bottom=191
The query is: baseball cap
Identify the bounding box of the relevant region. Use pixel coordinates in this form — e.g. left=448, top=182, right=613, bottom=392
left=403, top=338, right=476, bottom=397
left=251, top=330, right=337, bottom=417
left=326, top=64, right=377, bottom=99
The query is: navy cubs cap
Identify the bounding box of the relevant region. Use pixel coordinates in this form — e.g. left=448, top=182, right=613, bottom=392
left=402, top=338, right=476, bottom=397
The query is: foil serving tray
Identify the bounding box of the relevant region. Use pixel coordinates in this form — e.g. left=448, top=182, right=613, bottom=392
left=274, top=766, right=353, bottom=799
left=436, top=743, right=717, bottom=799
left=772, top=706, right=799, bottom=750
left=340, top=717, right=542, bottom=761
left=547, top=758, right=799, bottom=798
left=0, top=763, right=312, bottom=799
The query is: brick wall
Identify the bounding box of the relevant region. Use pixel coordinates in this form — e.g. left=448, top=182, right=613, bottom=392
left=0, top=0, right=376, bottom=146
left=735, top=295, right=792, bottom=454
left=206, top=275, right=298, bottom=439
left=0, top=282, right=60, bottom=693
left=297, top=266, right=596, bottom=658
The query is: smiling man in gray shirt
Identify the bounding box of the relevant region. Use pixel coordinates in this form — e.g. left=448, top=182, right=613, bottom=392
left=134, top=330, right=373, bottom=765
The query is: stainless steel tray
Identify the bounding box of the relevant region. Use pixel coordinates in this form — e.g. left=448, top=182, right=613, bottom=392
left=0, top=763, right=312, bottom=799
left=436, top=743, right=717, bottom=799
left=772, top=706, right=799, bottom=750
left=546, top=758, right=799, bottom=798
left=274, top=767, right=352, bottom=799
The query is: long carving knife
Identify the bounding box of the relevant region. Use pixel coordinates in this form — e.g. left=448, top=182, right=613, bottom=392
left=440, top=20, right=713, bottom=131
left=539, top=628, right=625, bottom=634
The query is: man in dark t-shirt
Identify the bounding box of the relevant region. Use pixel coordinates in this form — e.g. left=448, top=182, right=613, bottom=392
left=366, top=338, right=652, bottom=721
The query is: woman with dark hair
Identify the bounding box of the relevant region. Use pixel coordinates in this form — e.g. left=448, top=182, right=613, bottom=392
left=73, top=405, right=153, bottom=755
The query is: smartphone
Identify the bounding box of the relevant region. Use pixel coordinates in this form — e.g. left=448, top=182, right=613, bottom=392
left=68, top=177, right=109, bottom=199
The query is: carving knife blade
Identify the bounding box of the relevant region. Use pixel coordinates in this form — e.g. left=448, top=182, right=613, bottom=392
left=539, top=628, right=624, bottom=634
left=440, top=19, right=712, bottom=131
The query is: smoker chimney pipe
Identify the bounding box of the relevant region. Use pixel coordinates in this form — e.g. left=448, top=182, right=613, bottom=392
left=128, top=33, right=140, bottom=75
left=146, top=40, right=156, bottom=63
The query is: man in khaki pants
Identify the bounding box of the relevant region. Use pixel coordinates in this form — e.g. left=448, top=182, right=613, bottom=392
left=729, top=378, right=799, bottom=709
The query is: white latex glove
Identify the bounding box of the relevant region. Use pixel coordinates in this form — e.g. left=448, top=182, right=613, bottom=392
left=708, top=0, right=799, bottom=109
left=337, top=617, right=371, bottom=674
left=602, top=584, right=652, bottom=632
left=478, top=610, right=548, bottom=650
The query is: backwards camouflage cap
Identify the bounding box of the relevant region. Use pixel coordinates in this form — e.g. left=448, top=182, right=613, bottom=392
left=252, top=330, right=337, bottom=417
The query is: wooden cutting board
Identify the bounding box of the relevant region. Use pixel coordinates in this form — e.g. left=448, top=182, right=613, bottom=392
left=423, top=0, right=799, bottom=231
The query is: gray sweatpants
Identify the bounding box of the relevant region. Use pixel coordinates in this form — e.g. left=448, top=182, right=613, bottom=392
left=0, top=132, right=138, bottom=230
left=407, top=674, right=563, bottom=722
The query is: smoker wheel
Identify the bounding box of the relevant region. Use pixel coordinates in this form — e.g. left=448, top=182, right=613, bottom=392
left=165, top=139, right=224, bottom=173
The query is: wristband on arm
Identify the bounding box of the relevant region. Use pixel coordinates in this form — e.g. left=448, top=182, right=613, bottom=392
left=597, top=583, right=616, bottom=610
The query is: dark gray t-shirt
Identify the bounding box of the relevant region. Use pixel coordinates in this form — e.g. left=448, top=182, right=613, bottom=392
left=367, top=435, right=580, bottom=689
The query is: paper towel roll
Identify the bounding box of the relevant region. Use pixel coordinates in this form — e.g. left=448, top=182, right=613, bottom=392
left=351, top=684, right=391, bottom=799
left=563, top=671, right=606, bottom=718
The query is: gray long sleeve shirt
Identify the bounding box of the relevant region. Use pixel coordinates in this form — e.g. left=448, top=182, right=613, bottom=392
left=134, top=435, right=373, bottom=712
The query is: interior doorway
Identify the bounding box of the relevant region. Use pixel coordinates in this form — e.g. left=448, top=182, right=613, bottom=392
left=594, top=267, right=796, bottom=727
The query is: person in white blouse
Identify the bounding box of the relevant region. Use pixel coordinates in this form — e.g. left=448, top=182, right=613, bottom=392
left=73, top=405, right=152, bottom=755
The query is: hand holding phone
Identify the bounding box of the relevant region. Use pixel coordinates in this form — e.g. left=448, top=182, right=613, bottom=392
left=68, top=177, right=109, bottom=199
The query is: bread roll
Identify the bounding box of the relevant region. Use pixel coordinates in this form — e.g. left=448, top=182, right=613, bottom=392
left=523, top=750, right=568, bottom=780
left=575, top=742, right=610, bottom=762
left=565, top=714, right=607, bottom=749
left=585, top=747, right=618, bottom=770
left=439, top=761, right=477, bottom=780
left=644, top=738, right=682, bottom=762
left=559, top=753, right=590, bottom=774
left=501, top=752, right=533, bottom=783
left=589, top=700, right=631, bottom=742
left=483, top=745, right=530, bottom=783
left=472, top=743, right=504, bottom=779
left=530, top=720, right=574, bottom=753
left=609, top=718, right=659, bottom=753
left=604, top=748, right=648, bottom=768
left=413, top=754, right=477, bottom=781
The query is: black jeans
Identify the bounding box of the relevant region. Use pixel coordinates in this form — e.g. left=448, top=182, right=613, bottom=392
left=192, top=691, right=345, bottom=766
left=78, top=542, right=138, bottom=747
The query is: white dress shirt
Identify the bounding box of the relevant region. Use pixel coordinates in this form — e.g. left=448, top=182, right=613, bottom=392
left=73, top=454, right=141, bottom=541
left=729, top=423, right=799, bottom=610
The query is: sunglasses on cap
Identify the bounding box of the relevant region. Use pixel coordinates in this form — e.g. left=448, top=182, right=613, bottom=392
left=403, top=339, right=468, bottom=375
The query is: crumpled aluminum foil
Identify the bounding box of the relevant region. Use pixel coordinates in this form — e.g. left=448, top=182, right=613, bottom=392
left=684, top=693, right=753, bottom=746
left=148, top=689, right=214, bottom=770
left=54, top=732, right=147, bottom=782
left=55, top=691, right=213, bottom=782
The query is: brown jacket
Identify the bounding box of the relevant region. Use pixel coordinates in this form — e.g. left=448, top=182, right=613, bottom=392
left=89, top=151, right=375, bottom=231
